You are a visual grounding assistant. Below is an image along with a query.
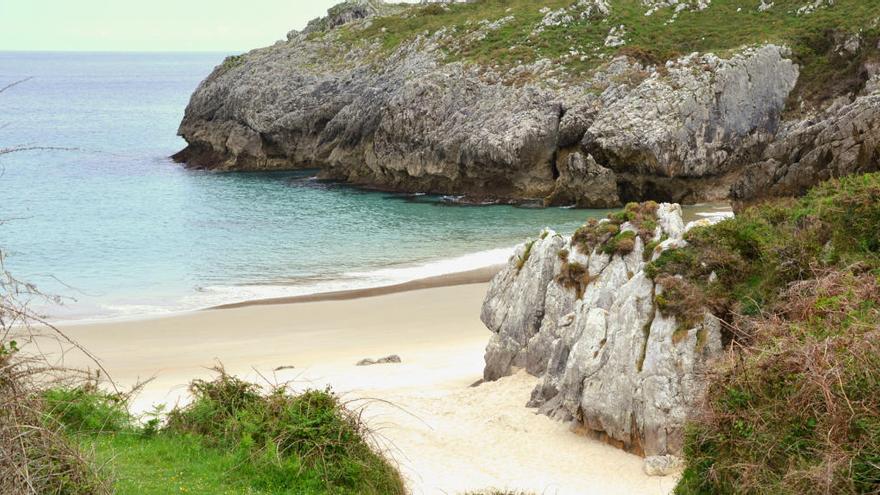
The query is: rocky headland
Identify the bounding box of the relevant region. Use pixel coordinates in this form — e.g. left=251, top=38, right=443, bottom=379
left=175, top=0, right=879, bottom=207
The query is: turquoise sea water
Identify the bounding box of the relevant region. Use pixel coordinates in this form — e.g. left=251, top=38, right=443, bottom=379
left=1, top=52, right=602, bottom=320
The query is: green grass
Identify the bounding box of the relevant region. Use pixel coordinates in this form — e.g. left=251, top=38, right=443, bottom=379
left=42, top=369, right=405, bottom=495
left=85, top=433, right=272, bottom=495
left=325, top=0, right=879, bottom=106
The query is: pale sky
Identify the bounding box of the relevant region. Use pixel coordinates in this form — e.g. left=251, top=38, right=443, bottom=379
left=0, top=0, right=416, bottom=52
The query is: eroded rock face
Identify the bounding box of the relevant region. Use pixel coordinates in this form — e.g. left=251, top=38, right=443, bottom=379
left=482, top=233, right=566, bottom=380
left=546, top=151, right=620, bottom=208
left=174, top=34, right=565, bottom=199
left=482, top=204, right=728, bottom=456
left=584, top=46, right=798, bottom=180
left=174, top=0, right=821, bottom=206
left=733, top=91, right=880, bottom=201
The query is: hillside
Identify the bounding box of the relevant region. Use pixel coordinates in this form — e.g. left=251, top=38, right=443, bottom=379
left=482, top=172, right=880, bottom=493
left=175, top=0, right=879, bottom=206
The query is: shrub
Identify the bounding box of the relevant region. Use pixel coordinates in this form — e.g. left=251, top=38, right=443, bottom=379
left=166, top=367, right=405, bottom=494
left=572, top=201, right=659, bottom=256
left=654, top=274, right=707, bottom=332
left=675, top=173, right=880, bottom=494
left=43, top=386, right=130, bottom=434
left=556, top=260, right=591, bottom=299
left=678, top=269, right=880, bottom=494
left=0, top=248, right=111, bottom=494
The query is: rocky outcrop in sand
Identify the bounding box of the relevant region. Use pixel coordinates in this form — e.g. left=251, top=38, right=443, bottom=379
left=481, top=204, right=728, bottom=457
left=170, top=0, right=879, bottom=207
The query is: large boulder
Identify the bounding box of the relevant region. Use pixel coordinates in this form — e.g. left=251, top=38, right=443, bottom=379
left=482, top=204, right=728, bottom=457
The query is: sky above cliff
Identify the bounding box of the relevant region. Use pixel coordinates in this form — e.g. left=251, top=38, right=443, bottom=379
left=0, top=0, right=416, bottom=52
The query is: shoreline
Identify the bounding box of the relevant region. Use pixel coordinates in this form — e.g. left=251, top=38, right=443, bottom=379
left=57, top=264, right=507, bottom=327
left=208, top=265, right=503, bottom=310
left=46, top=202, right=731, bottom=326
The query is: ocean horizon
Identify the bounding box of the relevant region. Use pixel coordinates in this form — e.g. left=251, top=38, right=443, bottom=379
left=1, top=50, right=606, bottom=321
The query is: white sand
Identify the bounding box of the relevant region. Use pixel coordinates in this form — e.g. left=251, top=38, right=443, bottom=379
left=51, top=282, right=677, bottom=495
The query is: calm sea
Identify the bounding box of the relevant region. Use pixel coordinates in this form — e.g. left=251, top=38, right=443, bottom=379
left=0, top=51, right=600, bottom=321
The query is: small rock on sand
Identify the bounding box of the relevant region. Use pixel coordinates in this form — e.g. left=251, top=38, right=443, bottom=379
left=356, top=354, right=401, bottom=366
left=643, top=455, right=684, bottom=476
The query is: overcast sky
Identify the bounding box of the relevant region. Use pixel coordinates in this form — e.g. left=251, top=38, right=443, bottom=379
left=0, top=0, right=417, bottom=52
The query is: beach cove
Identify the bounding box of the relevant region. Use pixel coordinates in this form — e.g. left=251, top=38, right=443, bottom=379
left=54, top=272, right=676, bottom=495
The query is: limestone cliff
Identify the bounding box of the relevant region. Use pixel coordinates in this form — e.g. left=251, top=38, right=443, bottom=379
left=175, top=0, right=880, bottom=206
left=481, top=203, right=729, bottom=457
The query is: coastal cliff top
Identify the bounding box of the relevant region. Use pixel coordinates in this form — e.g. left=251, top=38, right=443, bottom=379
left=291, top=0, right=878, bottom=108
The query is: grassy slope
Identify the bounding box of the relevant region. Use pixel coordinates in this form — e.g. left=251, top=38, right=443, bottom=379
left=43, top=371, right=405, bottom=495
left=85, top=433, right=271, bottom=495
left=640, top=173, right=880, bottom=494
left=332, top=0, right=879, bottom=106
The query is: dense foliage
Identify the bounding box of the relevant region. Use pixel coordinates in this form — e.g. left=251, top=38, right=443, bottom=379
left=42, top=369, right=405, bottom=495
left=664, top=173, right=880, bottom=494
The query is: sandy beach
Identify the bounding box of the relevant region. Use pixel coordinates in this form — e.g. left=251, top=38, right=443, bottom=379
left=47, top=271, right=677, bottom=495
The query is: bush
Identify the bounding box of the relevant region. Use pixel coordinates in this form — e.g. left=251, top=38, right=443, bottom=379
left=0, top=250, right=111, bottom=494
left=43, top=386, right=130, bottom=434
left=165, top=367, right=405, bottom=494
left=572, top=201, right=658, bottom=256
left=0, top=354, right=112, bottom=495
left=675, top=173, right=880, bottom=494
left=649, top=173, right=880, bottom=342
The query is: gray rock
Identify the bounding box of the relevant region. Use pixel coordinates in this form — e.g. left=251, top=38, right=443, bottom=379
left=644, top=454, right=685, bottom=476
left=482, top=233, right=565, bottom=380
left=585, top=46, right=798, bottom=180
left=482, top=204, right=724, bottom=456
left=732, top=92, right=880, bottom=202
left=356, top=354, right=402, bottom=366
left=546, top=152, right=620, bottom=208
left=299, top=0, right=398, bottom=36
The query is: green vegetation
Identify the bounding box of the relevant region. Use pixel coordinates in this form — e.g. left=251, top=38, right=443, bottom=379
left=329, top=0, right=879, bottom=105
left=220, top=54, right=245, bottom=71
left=555, top=201, right=659, bottom=298
left=1, top=257, right=111, bottom=494
left=555, top=248, right=592, bottom=299
left=647, top=173, right=880, bottom=326
left=42, top=368, right=405, bottom=495
left=515, top=240, right=536, bottom=273
left=668, top=173, right=880, bottom=494
left=572, top=200, right=658, bottom=256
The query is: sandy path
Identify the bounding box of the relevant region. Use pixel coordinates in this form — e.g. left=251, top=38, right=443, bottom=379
left=49, top=282, right=676, bottom=495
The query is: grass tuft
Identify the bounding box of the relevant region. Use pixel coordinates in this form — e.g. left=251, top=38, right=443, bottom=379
left=40, top=367, right=405, bottom=495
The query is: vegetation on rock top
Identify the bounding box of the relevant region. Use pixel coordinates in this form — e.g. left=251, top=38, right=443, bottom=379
left=327, top=0, right=879, bottom=106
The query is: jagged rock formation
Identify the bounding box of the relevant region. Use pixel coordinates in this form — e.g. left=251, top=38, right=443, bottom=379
left=175, top=0, right=880, bottom=206
left=732, top=92, right=880, bottom=201
left=481, top=203, right=728, bottom=457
